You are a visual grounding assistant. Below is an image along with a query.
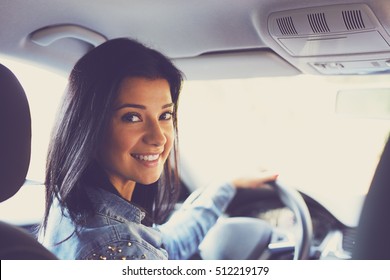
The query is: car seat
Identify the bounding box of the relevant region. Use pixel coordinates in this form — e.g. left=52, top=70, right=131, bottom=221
left=0, top=63, right=56, bottom=259
left=352, top=136, right=390, bottom=259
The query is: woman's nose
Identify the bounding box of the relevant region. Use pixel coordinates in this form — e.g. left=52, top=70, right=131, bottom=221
left=143, top=121, right=167, bottom=146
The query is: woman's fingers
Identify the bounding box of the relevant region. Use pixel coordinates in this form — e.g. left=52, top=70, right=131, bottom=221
left=232, top=171, right=278, bottom=189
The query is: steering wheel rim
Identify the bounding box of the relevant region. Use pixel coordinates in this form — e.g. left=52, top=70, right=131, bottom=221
left=268, top=180, right=313, bottom=260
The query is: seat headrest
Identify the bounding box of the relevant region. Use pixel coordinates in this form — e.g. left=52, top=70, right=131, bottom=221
left=0, top=64, right=31, bottom=202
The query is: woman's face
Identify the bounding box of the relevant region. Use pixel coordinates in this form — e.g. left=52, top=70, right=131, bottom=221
left=98, top=77, right=174, bottom=188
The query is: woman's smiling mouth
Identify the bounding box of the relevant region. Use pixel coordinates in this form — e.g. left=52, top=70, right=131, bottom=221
left=131, top=154, right=161, bottom=166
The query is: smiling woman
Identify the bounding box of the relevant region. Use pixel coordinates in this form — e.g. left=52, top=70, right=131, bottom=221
left=35, top=37, right=277, bottom=260
left=37, top=38, right=183, bottom=259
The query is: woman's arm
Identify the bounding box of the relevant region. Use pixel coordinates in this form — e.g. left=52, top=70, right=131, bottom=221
left=158, top=171, right=278, bottom=260
left=158, top=181, right=236, bottom=260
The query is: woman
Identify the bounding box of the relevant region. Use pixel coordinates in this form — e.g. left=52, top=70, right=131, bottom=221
left=38, top=38, right=277, bottom=260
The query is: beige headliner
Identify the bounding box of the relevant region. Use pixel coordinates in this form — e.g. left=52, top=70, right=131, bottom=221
left=1, top=0, right=390, bottom=79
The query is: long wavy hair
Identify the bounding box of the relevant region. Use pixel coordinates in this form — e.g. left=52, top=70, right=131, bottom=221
left=41, top=38, right=183, bottom=233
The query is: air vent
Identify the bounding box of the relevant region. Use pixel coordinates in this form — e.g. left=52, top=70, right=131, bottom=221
left=307, top=13, right=330, bottom=33
left=342, top=10, right=365, bottom=30
left=276, top=17, right=298, bottom=35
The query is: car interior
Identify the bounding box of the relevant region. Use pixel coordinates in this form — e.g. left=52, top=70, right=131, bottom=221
left=0, top=0, right=389, bottom=260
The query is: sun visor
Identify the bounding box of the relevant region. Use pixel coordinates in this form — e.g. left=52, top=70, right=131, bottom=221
left=173, top=50, right=300, bottom=80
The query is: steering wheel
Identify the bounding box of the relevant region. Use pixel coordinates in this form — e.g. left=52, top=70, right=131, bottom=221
left=198, top=180, right=313, bottom=260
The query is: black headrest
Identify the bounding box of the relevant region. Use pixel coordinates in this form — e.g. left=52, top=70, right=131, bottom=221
left=0, top=64, right=31, bottom=202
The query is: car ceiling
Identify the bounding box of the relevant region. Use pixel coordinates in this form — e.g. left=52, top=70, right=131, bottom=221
left=1, top=0, right=390, bottom=79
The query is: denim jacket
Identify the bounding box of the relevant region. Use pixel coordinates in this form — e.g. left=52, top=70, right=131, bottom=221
left=38, top=181, right=236, bottom=260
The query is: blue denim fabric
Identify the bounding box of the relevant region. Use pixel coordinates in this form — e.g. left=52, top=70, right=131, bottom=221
left=38, top=182, right=236, bottom=260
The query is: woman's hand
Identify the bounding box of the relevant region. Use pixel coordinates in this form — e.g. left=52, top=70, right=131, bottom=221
left=231, top=170, right=278, bottom=189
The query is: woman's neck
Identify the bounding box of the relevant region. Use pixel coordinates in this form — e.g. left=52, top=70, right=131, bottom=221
left=108, top=177, right=136, bottom=201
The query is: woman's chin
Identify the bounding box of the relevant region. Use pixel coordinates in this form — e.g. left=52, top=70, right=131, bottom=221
left=138, top=176, right=160, bottom=186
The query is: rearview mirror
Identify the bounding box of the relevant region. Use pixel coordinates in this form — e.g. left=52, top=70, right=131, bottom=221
left=336, top=88, right=390, bottom=119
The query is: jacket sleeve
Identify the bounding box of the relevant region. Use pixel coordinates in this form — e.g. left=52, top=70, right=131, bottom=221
left=157, top=181, right=236, bottom=260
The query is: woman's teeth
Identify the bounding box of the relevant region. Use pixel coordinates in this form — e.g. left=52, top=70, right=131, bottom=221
left=133, top=154, right=159, bottom=161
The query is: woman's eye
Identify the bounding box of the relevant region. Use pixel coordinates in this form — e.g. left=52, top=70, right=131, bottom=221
left=121, top=113, right=142, bottom=123
left=160, top=112, right=173, bottom=121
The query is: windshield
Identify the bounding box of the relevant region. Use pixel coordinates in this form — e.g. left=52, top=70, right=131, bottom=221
left=178, top=75, right=390, bottom=226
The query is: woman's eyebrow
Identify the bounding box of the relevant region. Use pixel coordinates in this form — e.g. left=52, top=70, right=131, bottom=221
left=115, top=103, right=174, bottom=111
left=162, top=103, right=174, bottom=109
left=116, top=104, right=145, bottom=110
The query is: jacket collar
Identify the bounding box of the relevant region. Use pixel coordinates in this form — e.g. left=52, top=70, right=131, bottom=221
left=86, top=186, right=146, bottom=224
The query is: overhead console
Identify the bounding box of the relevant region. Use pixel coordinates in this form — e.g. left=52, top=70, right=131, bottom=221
left=266, top=3, right=390, bottom=75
